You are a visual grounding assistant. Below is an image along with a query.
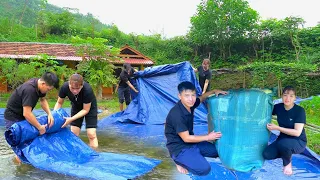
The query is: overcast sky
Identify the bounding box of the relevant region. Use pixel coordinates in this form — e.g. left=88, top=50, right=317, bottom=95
left=48, top=0, right=320, bottom=38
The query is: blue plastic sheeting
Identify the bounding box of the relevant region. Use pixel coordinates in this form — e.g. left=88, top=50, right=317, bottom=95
left=4, top=109, right=161, bottom=180
left=0, top=108, right=102, bottom=127
left=101, top=61, right=208, bottom=125
left=207, top=89, right=273, bottom=172
left=99, top=114, right=320, bottom=179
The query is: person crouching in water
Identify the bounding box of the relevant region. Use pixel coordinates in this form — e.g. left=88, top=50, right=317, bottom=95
left=54, top=74, right=99, bottom=149
left=263, top=86, right=307, bottom=175
left=165, top=81, right=227, bottom=176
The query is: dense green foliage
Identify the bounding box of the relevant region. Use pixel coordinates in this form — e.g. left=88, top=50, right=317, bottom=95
left=0, top=0, right=319, bottom=96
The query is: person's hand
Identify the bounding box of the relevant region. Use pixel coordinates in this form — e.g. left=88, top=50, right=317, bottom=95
left=215, top=90, right=228, bottom=96
left=267, top=123, right=279, bottom=131
left=61, top=117, right=73, bottom=128
left=207, top=131, right=222, bottom=141
left=37, top=124, right=47, bottom=135
left=47, top=114, right=54, bottom=128
left=135, top=89, right=139, bottom=93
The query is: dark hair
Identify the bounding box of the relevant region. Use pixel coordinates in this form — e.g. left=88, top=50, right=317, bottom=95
left=282, top=86, right=296, bottom=95
left=123, top=63, right=132, bottom=71
left=41, top=72, right=59, bottom=89
left=178, top=81, right=196, bottom=93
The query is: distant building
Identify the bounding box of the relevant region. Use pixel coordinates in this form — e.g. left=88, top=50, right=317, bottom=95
left=0, top=42, right=154, bottom=97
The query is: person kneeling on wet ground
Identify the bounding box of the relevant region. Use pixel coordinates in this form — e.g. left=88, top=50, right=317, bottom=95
left=54, top=73, right=99, bottom=149
left=262, top=86, right=307, bottom=176
left=165, top=81, right=227, bottom=176
left=4, top=72, right=59, bottom=163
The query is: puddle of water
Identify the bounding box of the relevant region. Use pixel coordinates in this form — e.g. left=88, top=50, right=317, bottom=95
left=0, top=127, right=179, bottom=180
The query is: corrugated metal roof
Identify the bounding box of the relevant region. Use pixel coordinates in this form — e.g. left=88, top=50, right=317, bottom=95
left=112, top=58, right=154, bottom=65
left=0, top=54, right=82, bottom=61
left=0, top=42, right=154, bottom=65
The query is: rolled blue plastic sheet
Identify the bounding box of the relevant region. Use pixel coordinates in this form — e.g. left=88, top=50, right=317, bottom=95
left=3, top=108, right=161, bottom=179
left=207, top=89, right=273, bottom=172
left=5, top=108, right=69, bottom=147
left=99, top=61, right=208, bottom=125
left=4, top=108, right=69, bottom=163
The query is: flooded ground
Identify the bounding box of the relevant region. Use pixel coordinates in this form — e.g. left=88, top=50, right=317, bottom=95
left=0, top=126, right=184, bottom=180
left=1, top=124, right=319, bottom=180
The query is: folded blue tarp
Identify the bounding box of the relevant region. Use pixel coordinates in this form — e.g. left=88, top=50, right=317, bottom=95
left=4, top=109, right=161, bottom=179
left=99, top=61, right=208, bottom=125
left=207, top=89, right=273, bottom=172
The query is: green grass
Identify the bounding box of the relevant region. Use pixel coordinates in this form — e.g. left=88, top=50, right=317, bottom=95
left=306, top=129, right=320, bottom=154
left=306, top=114, right=320, bottom=126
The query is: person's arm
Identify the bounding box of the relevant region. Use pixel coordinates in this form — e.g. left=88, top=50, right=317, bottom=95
left=40, top=97, right=54, bottom=128
left=126, top=81, right=138, bottom=93
left=23, top=106, right=47, bottom=135
left=61, top=103, right=91, bottom=128
left=193, top=67, right=198, bottom=72
left=178, top=130, right=222, bottom=143
left=267, top=123, right=305, bottom=137
left=202, top=79, right=210, bottom=94
left=54, top=97, right=65, bottom=110
left=199, top=89, right=228, bottom=103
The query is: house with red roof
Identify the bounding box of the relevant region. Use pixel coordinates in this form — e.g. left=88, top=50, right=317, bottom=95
left=0, top=42, right=154, bottom=96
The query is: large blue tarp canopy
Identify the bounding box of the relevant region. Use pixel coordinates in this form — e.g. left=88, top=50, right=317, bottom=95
left=100, top=61, right=208, bottom=125
left=4, top=109, right=160, bottom=180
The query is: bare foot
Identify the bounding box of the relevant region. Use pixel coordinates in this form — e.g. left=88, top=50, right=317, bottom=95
left=283, top=162, right=293, bottom=175
left=176, top=164, right=188, bottom=174
left=13, top=155, right=21, bottom=165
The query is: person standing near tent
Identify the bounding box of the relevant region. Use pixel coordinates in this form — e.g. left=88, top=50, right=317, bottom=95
left=128, top=67, right=139, bottom=100
left=117, top=63, right=139, bottom=111
left=165, top=81, right=227, bottom=176
left=193, top=58, right=212, bottom=94
left=4, top=72, right=59, bottom=163
left=262, top=86, right=307, bottom=176
left=54, top=74, right=98, bottom=149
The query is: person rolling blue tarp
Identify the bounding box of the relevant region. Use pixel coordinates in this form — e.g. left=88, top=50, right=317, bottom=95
left=4, top=108, right=161, bottom=180
left=99, top=61, right=208, bottom=125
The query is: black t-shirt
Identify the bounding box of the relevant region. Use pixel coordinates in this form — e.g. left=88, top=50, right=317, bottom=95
left=165, top=98, right=201, bottom=157
left=119, top=70, right=130, bottom=88
left=4, top=78, right=46, bottom=121
left=197, top=66, right=212, bottom=92
left=59, top=82, right=97, bottom=116
left=273, top=103, right=307, bottom=142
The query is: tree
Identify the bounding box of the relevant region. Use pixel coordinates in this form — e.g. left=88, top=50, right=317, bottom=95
left=71, top=36, right=119, bottom=99
left=282, top=16, right=305, bottom=60
left=189, top=0, right=258, bottom=59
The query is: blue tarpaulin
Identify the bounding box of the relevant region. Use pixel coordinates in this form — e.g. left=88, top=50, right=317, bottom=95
left=4, top=109, right=161, bottom=180
left=207, top=89, right=273, bottom=172
left=100, top=61, right=208, bottom=125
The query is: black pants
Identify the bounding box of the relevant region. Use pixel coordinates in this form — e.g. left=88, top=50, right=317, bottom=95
left=262, top=137, right=306, bottom=166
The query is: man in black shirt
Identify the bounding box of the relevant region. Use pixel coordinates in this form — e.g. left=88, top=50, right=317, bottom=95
left=54, top=74, right=99, bottom=149
left=4, top=72, right=59, bottom=163
left=117, top=63, right=139, bottom=111
left=4, top=72, right=59, bottom=132
left=263, top=86, right=307, bottom=176
left=194, top=59, right=212, bottom=94
left=165, top=81, right=227, bottom=176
